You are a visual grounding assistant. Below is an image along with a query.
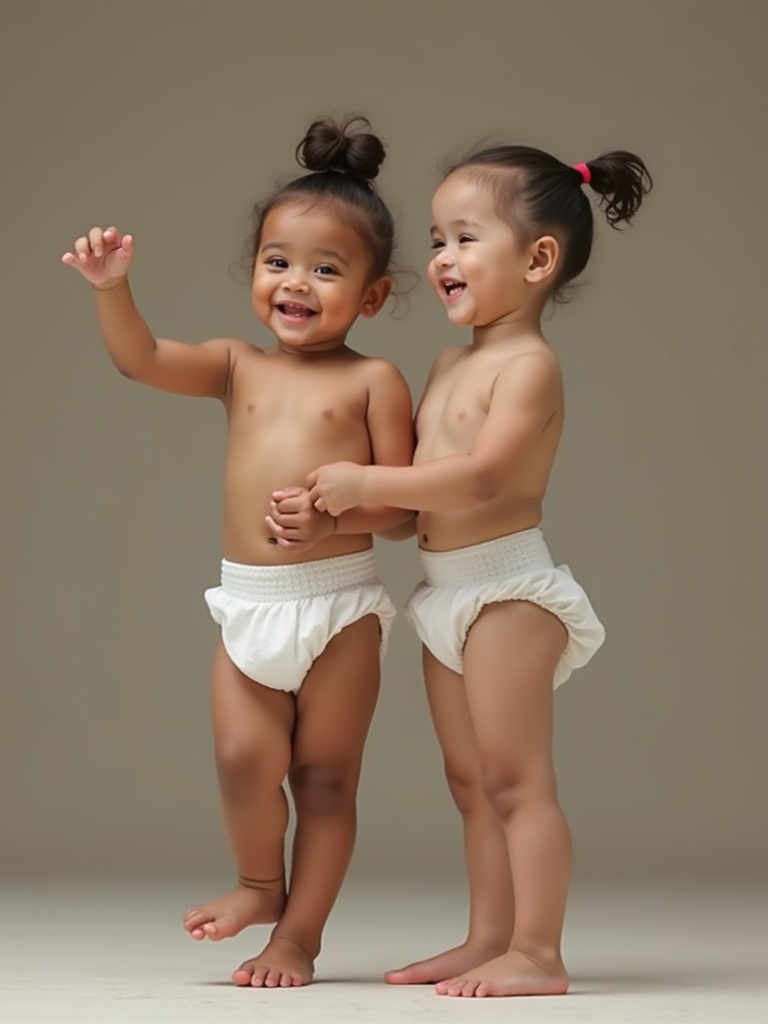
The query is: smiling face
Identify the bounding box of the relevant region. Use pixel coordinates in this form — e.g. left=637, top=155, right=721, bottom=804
left=427, top=172, right=557, bottom=330
left=252, top=200, right=391, bottom=353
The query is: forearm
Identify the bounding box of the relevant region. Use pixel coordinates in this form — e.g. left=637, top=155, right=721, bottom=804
left=92, top=277, right=157, bottom=379
left=358, top=456, right=494, bottom=512
left=335, top=504, right=415, bottom=536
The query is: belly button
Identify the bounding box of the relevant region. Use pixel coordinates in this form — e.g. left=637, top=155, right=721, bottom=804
left=421, top=533, right=429, bottom=544
left=268, top=536, right=278, bottom=545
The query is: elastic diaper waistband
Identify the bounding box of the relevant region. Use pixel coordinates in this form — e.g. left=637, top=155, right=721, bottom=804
left=418, top=528, right=555, bottom=587
left=219, top=550, right=379, bottom=602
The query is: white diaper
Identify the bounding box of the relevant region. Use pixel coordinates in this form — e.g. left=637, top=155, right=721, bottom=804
left=205, top=551, right=395, bottom=693
left=405, top=528, right=605, bottom=688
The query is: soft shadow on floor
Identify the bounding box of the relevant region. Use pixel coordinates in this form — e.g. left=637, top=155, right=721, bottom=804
left=574, top=964, right=767, bottom=994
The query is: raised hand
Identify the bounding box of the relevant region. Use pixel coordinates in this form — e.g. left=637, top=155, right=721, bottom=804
left=306, top=462, right=365, bottom=517
left=266, top=487, right=336, bottom=550
left=61, top=226, right=134, bottom=288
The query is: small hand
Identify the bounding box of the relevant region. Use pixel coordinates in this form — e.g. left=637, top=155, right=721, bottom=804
left=61, top=226, right=134, bottom=288
left=266, top=487, right=335, bottom=550
left=306, top=462, right=365, bottom=517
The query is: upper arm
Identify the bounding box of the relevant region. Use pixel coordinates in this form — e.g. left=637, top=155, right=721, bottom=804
left=470, top=354, right=562, bottom=487
left=365, top=361, right=415, bottom=468
left=139, top=337, right=247, bottom=399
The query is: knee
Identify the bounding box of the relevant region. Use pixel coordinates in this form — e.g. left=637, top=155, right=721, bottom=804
left=290, top=762, right=353, bottom=816
left=480, top=762, right=554, bottom=820
left=215, top=738, right=287, bottom=802
left=444, top=762, right=485, bottom=816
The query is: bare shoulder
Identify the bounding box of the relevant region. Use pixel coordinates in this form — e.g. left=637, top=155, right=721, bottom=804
left=498, top=345, right=562, bottom=387
left=429, top=344, right=466, bottom=379
left=223, top=337, right=264, bottom=375
left=361, top=355, right=410, bottom=390
left=221, top=337, right=262, bottom=362
left=489, top=346, right=563, bottom=415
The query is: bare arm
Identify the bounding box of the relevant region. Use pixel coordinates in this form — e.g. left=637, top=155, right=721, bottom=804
left=335, top=360, right=415, bottom=535
left=309, top=352, right=560, bottom=515
left=63, top=226, right=240, bottom=399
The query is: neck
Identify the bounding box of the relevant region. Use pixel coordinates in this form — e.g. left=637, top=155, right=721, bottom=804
left=274, top=338, right=350, bottom=360
left=471, top=301, right=545, bottom=348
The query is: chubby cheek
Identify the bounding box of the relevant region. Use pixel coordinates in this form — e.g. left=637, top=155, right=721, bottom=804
left=251, top=281, right=272, bottom=322
left=426, top=260, right=442, bottom=297
left=458, top=250, right=489, bottom=286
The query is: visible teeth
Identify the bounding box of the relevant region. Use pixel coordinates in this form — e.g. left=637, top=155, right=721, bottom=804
left=280, top=303, right=314, bottom=315
left=445, top=282, right=465, bottom=294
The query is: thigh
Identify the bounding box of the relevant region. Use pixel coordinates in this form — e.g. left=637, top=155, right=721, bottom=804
left=291, top=614, right=381, bottom=781
left=211, top=639, right=295, bottom=770
left=463, top=601, right=567, bottom=779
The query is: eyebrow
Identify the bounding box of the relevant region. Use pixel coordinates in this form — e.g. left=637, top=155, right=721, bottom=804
left=260, top=241, right=349, bottom=267
left=430, top=218, right=484, bottom=233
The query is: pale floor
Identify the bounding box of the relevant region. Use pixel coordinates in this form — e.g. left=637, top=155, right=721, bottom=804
left=1, top=877, right=766, bottom=1023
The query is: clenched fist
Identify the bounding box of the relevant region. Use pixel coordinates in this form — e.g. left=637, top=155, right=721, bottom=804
left=307, top=462, right=366, bottom=517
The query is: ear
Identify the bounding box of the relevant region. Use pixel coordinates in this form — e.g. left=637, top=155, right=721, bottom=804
left=360, top=276, right=393, bottom=318
left=524, top=235, right=560, bottom=285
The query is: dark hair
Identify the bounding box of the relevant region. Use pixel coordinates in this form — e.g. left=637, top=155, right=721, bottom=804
left=448, top=145, right=652, bottom=301
left=248, top=116, right=395, bottom=281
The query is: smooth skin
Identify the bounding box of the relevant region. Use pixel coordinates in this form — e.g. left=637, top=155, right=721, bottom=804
left=62, top=207, right=414, bottom=986
left=307, top=171, right=574, bottom=997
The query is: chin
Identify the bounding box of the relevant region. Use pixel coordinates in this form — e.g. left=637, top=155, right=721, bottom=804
left=446, top=307, right=475, bottom=326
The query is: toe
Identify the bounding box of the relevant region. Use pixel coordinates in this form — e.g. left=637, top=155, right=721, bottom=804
left=250, top=966, right=269, bottom=987
left=446, top=977, right=467, bottom=996
left=384, top=968, right=408, bottom=983
left=232, top=967, right=252, bottom=987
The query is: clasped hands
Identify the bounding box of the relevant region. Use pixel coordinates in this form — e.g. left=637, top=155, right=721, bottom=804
left=266, top=462, right=364, bottom=550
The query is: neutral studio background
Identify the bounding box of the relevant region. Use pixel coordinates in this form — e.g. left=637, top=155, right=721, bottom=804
left=1, top=0, right=765, bottom=884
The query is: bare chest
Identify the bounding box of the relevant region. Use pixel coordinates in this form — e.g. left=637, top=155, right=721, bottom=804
left=230, top=360, right=369, bottom=435
left=416, top=364, right=492, bottom=455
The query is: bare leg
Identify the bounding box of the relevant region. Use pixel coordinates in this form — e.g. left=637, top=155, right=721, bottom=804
left=233, top=614, right=380, bottom=987
left=436, top=601, right=571, bottom=998
left=183, top=640, right=294, bottom=941
left=385, top=646, right=514, bottom=984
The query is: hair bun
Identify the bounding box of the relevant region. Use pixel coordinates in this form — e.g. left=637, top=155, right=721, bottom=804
left=297, top=116, right=385, bottom=185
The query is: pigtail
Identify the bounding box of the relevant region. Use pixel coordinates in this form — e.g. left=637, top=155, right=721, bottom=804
left=584, top=151, right=652, bottom=228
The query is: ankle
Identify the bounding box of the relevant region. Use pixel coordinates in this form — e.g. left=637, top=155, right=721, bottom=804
left=466, top=933, right=511, bottom=955
left=270, top=927, right=321, bottom=961
left=510, top=941, right=564, bottom=970
left=237, top=873, right=285, bottom=895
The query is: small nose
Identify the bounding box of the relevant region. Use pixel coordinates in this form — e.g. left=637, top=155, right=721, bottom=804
left=435, top=247, right=454, bottom=267
left=285, top=271, right=310, bottom=292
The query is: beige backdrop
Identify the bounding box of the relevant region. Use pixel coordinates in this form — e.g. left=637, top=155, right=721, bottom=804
left=1, top=0, right=766, bottom=881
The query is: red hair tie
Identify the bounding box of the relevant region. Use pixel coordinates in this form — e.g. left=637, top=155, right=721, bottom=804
left=573, top=162, right=591, bottom=186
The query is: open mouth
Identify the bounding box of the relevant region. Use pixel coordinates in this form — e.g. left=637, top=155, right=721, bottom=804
left=276, top=302, right=317, bottom=319
left=442, top=279, right=466, bottom=298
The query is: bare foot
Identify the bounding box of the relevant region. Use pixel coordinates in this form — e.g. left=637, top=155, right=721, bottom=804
left=182, top=883, right=285, bottom=941
left=435, top=949, right=569, bottom=997
left=384, top=940, right=509, bottom=985
left=232, top=936, right=315, bottom=988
